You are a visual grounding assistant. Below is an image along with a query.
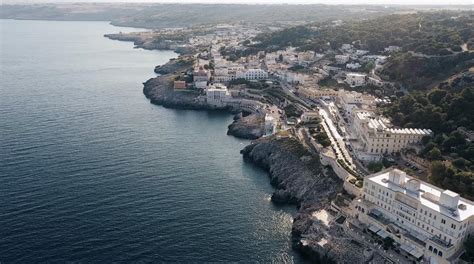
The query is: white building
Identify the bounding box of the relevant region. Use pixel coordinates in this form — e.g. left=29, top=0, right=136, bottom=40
left=338, top=90, right=376, bottom=115
left=193, top=66, right=210, bottom=89
left=346, top=62, right=362, bottom=70
left=345, top=73, right=367, bottom=87
left=206, top=83, right=231, bottom=107
left=282, top=72, right=306, bottom=84
left=236, top=69, right=268, bottom=80
left=385, top=46, right=402, bottom=53
left=352, top=111, right=432, bottom=160
left=353, top=168, right=474, bottom=264
left=335, top=54, right=350, bottom=64
left=264, top=115, right=278, bottom=135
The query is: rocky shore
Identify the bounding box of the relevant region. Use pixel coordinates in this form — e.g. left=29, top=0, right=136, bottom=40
left=142, top=55, right=354, bottom=263
left=240, top=135, right=370, bottom=263
left=142, top=58, right=265, bottom=139
left=227, top=113, right=265, bottom=139
left=104, top=33, right=193, bottom=54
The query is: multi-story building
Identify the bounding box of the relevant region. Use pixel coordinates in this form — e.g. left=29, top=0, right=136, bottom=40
left=236, top=69, right=268, bottom=80
left=193, top=66, right=210, bottom=89
left=206, top=83, right=231, bottom=108
left=335, top=54, right=350, bottom=64
left=352, top=111, right=432, bottom=160
left=193, top=66, right=210, bottom=82
left=338, top=90, right=376, bottom=115
left=353, top=168, right=473, bottom=264
left=345, top=73, right=367, bottom=87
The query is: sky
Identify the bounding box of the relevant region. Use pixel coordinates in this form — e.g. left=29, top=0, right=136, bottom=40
left=3, top=0, right=473, bottom=5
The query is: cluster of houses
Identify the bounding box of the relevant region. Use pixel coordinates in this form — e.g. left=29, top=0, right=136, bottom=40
left=167, top=23, right=474, bottom=264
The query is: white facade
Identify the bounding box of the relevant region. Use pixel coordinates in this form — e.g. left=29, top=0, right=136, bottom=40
left=206, top=83, right=231, bottom=107
left=335, top=54, right=350, bottom=64
left=352, top=111, right=432, bottom=160
left=345, top=73, right=367, bottom=87
left=236, top=69, right=268, bottom=80
left=354, top=168, right=474, bottom=264
left=264, top=115, right=278, bottom=136
left=338, top=90, right=376, bottom=115
left=346, top=62, right=362, bottom=69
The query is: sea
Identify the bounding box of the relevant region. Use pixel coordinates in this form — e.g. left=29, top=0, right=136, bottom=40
left=0, top=19, right=303, bottom=263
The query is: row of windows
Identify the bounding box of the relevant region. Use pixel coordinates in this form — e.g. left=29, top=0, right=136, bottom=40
left=428, top=246, right=443, bottom=257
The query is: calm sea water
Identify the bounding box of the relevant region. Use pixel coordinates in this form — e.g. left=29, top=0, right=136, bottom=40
left=0, top=20, right=301, bottom=263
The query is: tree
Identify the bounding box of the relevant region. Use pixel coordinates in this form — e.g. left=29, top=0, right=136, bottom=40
left=316, top=133, right=331, bottom=147
left=367, top=161, right=384, bottom=173
left=427, top=147, right=442, bottom=160
left=383, top=237, right=394, bottom=250
left=463, top=235, right=474, bottom=262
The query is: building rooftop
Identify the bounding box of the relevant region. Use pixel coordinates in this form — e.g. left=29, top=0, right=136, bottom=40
left=367, top=169, right=474, bottom=222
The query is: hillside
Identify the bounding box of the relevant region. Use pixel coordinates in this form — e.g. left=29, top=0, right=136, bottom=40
left=1, top=3, right=403, bottom=29
left=384, top=70, right=474, bottom=199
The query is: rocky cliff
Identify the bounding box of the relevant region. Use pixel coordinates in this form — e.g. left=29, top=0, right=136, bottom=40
left=240, top=136, right=368, bottom=263
left=227, top=113, right=265, bottom=139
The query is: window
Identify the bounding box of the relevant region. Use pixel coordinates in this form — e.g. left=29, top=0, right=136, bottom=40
left=441, top=219, right=446, bottom=224
left=438, top=251, right=443, bottom=257
left=451, top=224, right=456, bottom=230
left=428, top=246, right=433, bottom=252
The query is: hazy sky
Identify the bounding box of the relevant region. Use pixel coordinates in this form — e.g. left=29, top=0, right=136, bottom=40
left=4, top=0, right=474, bottom=5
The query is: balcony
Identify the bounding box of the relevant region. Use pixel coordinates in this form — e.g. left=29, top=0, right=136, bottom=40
left=430, top=236, right=453, bottom=249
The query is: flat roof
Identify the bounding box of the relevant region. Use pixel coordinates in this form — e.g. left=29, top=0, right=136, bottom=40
left=367, top=169, right=474, bottom=222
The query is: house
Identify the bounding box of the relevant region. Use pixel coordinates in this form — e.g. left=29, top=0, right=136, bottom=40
left=206, top=83, right=231, bottom=107
left=193, top=66, right=210, bottom=82
left=264, top=115, right=278, bottom=135
left=346, top=63, right=362, bottom=70
left=385, top=46, right=401, bottom=53
left=345, top=73, right=367, bottom=87
left=335, top=54, right=350, bottom=64
left=173, top=81, right=186, bottom=89
left=353, top=168, right=474, bottom=264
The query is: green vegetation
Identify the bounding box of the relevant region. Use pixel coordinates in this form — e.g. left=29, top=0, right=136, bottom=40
left=380, top=52, right=474, bottom=90
left=367, top=161, right=384, bottom=173
left=315, top=132, right=331, bottom=148
left=0, top=3, right=404, bottom=29
left=461, top=235, right=474, bottom=262
left=385, top=72, right=473, bottom=199
left=429, top=161, right=473, bottom=200
left=283, top=103, right=303, bottom=118
left=251, top=12, right=473, bottom=55
left=382, top=237, right=395, bottom=250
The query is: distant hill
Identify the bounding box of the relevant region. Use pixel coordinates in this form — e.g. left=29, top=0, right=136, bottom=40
left=1, top=3, right=411, bottom=29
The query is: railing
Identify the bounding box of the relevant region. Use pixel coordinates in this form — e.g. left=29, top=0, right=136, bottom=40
left=430, top=236, right=453, bottom=249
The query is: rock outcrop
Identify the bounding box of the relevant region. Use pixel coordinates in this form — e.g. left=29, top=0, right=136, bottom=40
left=143, top=58, right=268, bottom=140
left=241, top=136, right=352, bottom=263
left=227, top=113, right=265, bottom=139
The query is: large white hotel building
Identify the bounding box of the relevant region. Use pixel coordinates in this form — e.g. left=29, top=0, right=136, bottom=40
left=352, top=168, right=473, bottom=263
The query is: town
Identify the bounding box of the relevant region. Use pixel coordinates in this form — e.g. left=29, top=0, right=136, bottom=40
left=107, top=17, right=473, bottom=264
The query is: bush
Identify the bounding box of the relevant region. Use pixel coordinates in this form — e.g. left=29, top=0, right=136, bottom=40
left=368, top=161, right=384, bottom=173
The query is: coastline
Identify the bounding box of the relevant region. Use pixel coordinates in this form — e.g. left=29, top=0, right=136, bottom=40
left=138, top=54, right=352, bottom=263
left=103, top=29, right=354, bottom=262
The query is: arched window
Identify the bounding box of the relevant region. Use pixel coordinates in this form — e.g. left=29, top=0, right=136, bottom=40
left=433, top=248, right=438, bottom=254
left=438, top=251, right=443, bottom=257
left=428, top=246, right=433, bottom=252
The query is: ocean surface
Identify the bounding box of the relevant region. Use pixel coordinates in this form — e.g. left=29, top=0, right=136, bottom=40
left=0, top=19, right=302, bottom=263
